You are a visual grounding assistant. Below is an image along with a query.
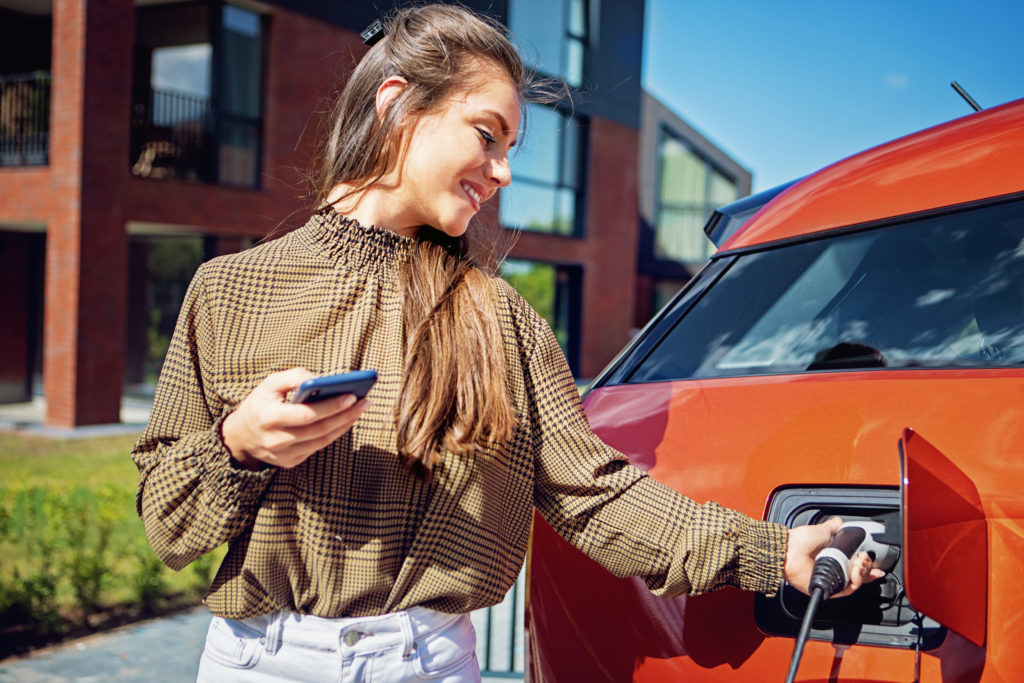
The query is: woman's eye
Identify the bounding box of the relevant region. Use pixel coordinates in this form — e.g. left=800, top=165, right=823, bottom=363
left=476, top=128, right=496, bottom=146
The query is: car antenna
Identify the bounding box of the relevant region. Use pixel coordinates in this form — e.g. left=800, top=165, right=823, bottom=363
left=951, top=81, right=983, bottom=111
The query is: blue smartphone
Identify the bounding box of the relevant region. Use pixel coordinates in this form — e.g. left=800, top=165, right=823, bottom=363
left=290, top=369, right=378, bottom=404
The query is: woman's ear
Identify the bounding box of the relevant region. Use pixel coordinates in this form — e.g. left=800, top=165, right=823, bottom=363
left=375, top=75, right=409, bottom=121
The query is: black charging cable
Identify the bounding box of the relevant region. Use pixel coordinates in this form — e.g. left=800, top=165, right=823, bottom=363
left=783, top=555, right=847, bottom=683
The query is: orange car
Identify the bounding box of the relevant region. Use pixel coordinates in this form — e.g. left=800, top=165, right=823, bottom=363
left=526, top=98, right=1024, bottom=681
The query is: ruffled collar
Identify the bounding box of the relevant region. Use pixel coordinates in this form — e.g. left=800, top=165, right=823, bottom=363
left=297, top=205, right=413, bottom=276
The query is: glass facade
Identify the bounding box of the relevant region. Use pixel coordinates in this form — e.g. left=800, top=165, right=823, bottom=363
left=654, top=129, right=740, bottom=263
left=508, top=0, right=588, bottom=87
left=500, top=103, right=583, bottom=236
left=126, top=235, right=205, bottom=384
left=151, top=44, right=211, bottom=99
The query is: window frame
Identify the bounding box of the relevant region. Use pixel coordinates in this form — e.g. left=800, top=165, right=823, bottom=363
left=502, top=103, right=588, bottom=237
left=131, top=0, right=266, bottom=189
left=564, top=0, right=589, bottom=87
left=210, top=1, right=266, bottom=188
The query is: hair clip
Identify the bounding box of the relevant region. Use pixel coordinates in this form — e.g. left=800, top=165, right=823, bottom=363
left=360, top=19, right=386, bottom=46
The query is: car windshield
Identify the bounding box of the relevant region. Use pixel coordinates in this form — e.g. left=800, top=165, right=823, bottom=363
left=630, top=197, right=1024, bottom=382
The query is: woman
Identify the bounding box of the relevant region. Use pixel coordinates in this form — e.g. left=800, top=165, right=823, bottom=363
left=132, top=5, right=879, bottom=681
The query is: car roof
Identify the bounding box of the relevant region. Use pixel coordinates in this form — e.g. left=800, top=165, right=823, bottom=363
left=722, top=97, right=1024, bottom=251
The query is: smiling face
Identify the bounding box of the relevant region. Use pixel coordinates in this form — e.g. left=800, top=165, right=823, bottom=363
left=381, top=67, right=521, bottom=238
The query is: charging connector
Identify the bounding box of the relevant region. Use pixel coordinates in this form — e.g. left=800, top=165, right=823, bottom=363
left=783, top=521, right=898, bottom=683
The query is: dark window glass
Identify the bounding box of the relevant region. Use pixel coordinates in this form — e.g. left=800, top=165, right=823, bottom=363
left=220, top=5, right=261, bottom=117
left=132, top=2, right=263, bottom=187
left=651, top=279, right=688, bottom=316
left=125, top=235, right=204, bottom=384
left=630, top=198, right=1024, bottom=382
left=133, top=3, right=212, bottom=181
left=216, top=4, right=262, bottom=187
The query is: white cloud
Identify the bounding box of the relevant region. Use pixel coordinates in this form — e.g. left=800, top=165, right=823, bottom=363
left=916, top=289, right=955, bottom=306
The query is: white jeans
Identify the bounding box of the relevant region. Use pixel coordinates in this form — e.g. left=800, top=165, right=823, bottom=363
left=196, top=607, right=480, bottom=682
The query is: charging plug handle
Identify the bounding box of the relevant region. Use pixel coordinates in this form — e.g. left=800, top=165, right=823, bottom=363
left=809, top=555, right=847, bottom=597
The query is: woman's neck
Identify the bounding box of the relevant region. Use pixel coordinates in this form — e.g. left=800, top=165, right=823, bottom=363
left=327, top=183, right=421, bottom=239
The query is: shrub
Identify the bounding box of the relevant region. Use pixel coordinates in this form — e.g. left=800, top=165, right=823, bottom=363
left=0, top=435, right=226, bottom=655
left=132, top=541, right=170, bottom=613
left=0, top=487, right=66, bottom=637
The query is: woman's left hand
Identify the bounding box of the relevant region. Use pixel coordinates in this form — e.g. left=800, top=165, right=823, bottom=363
left=783, top=516, right=886, bottom=597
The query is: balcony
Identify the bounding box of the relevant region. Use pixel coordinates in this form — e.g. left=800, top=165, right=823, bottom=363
left=0, top=71, right=50, bottom=167
left=130, top=87, right=211, bottom=181
left=130, top=84, right=262, bottom=187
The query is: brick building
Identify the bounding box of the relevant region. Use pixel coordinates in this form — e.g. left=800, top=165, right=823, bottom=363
left=0, top=0, right=750, bottom=428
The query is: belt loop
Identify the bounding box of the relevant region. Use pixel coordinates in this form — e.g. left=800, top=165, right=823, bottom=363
left=264, top=611, right=286, bottom=656
left=399, top=610, right=415, bottom=660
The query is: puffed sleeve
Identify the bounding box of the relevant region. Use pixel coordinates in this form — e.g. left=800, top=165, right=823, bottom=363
left=525, top=307, right=787, bottom=596
left=131, top=263, right=274, bottom=571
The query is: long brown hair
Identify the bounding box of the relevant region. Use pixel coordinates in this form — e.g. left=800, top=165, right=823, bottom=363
left=310, top=5, right=535, bottom=475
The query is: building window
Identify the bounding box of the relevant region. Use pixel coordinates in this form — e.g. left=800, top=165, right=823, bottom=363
left=0, top=72, right=51, bottom=167
left=501, top=259, right=581, bottom=374
left=500, top=103, right=584, bottom=236
left=654, top=129, right=741, bottom=263
left=216, top=4, right=263, bottom=187
left=508, top=0, right=589, bottom=87
left=131, top=2, right=264, bottom=187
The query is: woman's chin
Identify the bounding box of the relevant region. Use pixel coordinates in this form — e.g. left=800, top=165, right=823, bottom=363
left=438, top=220, right=471, bottom=238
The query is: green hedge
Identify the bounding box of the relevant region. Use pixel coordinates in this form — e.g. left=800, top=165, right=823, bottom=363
left=0, top=468, right=223, bottom=656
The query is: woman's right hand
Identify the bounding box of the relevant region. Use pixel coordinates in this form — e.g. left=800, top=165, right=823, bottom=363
left=222, top=368, right=369, bottom=470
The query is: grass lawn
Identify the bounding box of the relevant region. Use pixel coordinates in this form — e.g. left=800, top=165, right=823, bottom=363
left=0, top=432, right=141, bottom=488
left=0, top=430, right=223, bottom=658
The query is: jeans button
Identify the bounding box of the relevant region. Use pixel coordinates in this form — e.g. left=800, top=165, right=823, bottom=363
left=343, top=630, right=361, bottom=647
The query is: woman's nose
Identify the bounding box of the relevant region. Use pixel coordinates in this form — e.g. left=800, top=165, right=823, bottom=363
left=488, top=156, right=512, bottom=188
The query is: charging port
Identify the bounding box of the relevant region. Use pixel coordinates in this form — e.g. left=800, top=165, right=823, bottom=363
left=754, top=486, right=945, bottom=650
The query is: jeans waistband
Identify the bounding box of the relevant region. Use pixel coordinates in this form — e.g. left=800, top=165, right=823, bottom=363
left=247, top=607, right=463, bottom=658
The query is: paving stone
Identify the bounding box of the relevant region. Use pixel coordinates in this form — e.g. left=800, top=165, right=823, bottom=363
left=0, top=608, right=211, bottom=683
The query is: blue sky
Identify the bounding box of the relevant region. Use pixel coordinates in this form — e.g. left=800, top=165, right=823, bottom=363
left=642, top=0, right=1024, bottom=192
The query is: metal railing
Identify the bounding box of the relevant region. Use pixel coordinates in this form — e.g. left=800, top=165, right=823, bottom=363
left=470, top=570, right=525, bottom=678
left=0, top=71, right=50, bottom=166
left=130, top=87, right=212, bottom=181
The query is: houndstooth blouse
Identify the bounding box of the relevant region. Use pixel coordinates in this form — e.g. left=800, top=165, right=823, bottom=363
left=131, top=206, right=787, bottom=620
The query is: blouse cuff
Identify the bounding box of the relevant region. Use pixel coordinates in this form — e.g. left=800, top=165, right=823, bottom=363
left=736, top=520, right=788, bottom=596
left=198, top=413, right=275, bottom=510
